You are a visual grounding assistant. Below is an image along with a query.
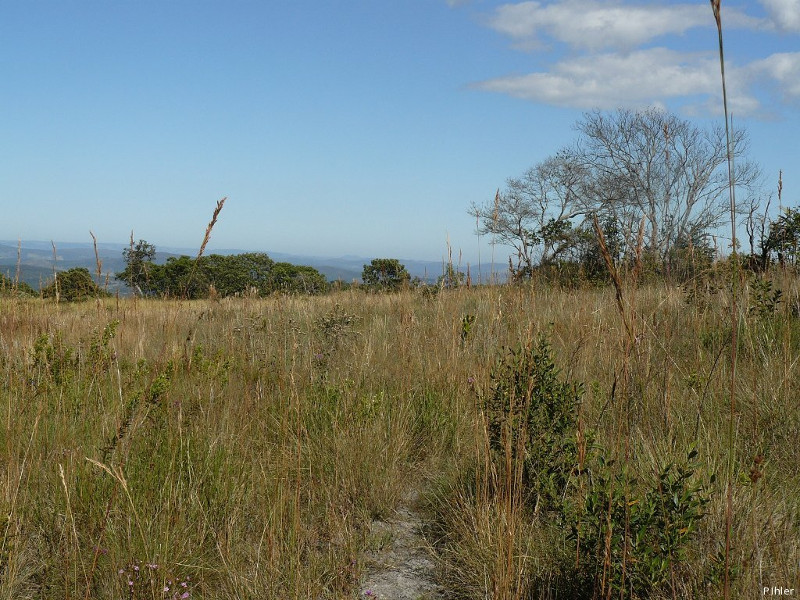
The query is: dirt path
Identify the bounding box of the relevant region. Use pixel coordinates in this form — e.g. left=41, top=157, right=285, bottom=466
left=359, top=494, right=445, bottom=600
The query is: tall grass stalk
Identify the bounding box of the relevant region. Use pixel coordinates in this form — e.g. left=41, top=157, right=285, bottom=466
left=50, top=241, right=59, bottom=304
left=710, top=2, right=739, bottom=597
left=185, top=197, right=227, bottom=299
left=89, top=231, right=103, bottom=292
left=14, top=238, right=22, bottom=293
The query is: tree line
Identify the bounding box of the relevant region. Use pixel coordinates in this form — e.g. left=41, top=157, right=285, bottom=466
left=116, top=240, right=328, bottom=298
left=4, top=250, right=444, bottom=301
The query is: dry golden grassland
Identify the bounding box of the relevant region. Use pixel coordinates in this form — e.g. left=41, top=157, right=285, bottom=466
left=0, top=280, right=798, bottom=598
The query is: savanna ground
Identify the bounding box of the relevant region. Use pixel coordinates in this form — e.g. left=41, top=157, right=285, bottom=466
left=1, top=275, right=799, bottom=598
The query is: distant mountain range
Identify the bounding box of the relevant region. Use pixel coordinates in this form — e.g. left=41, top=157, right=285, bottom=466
left=0, top=240, right=501, bottom=292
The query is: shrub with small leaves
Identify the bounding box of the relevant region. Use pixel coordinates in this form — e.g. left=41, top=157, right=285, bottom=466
left=41, top=267, right=110, bottom=302
left=30, top=331, right=77, bottom=387
left=480, top=335, right=582, bottom=512
left=748, top=275, right=782, bottom=318
left=571, top=449, right=713, bottom=599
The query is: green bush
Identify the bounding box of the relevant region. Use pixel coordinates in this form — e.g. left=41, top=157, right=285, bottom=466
left=41, top=268, right=109, bottom=302
left=0, top=272, right=36, bottom=296
left=481, top=336, right=582, bottom=512
left=571, top=450, right=713, bottom=599
left=362, top=258, right=410, bottom=291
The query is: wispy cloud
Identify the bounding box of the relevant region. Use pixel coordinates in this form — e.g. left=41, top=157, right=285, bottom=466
left=759, top=0, right=800, bottom=32
left=476, top=48, right=722, bottom=108
left=488, top=0, right=763, bottom=51
left=746, top=52, right=800, bottom=99
left=470, top=0, right=798, bottom=116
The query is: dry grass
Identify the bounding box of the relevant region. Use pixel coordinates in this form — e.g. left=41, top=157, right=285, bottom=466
left=0, top=280, right=798, bottom=598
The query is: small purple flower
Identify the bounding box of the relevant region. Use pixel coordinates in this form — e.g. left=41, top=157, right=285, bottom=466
left=365, top=590, right=376, bottom=598
left=181, top=593, right=190, bottom=599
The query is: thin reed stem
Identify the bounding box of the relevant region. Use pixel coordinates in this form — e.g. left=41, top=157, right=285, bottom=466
left=184, top=196, right=227, bottom=299
left=710, top=2, right=738, bottom=597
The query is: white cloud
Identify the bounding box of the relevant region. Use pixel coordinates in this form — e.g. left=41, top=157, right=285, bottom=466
left=745, top=52, right=800, bottom=99
left=474, top=46, right=800, bottom=116
left=488, top=0, right=762, bottom=51
left=470, top=1, right=799, bottom=117
left=759, top=0, right=800, bottom=31
left=476, top=48, right=728, bottom=109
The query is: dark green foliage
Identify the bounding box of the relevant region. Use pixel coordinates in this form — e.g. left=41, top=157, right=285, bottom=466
left=481, top=336, right=582, bottom=512
left=41, top=267, right=110, bottom=302
left=117, top=239, right=157, bottom=294
left=476, top=335, right=716, bottom=598
left=114, top=239, right=326, bottom=298
left=748, top=276, right=782, bottom=317
left=207, top=252, right=275, bottom=295
left=575, top=216, right=622, bottom=282
left=572, top=450, right=713, bottom=599
left=763, top=207, right=800, bottom=267
left=362, top=258, right=410, bottom=291
left=666, top=234, right=715, bottom=282
left=268, top=262, right=328, bottom=295
left=155, top=255, right=204, bottom=298
left=0, top=272, right=36, bottom=296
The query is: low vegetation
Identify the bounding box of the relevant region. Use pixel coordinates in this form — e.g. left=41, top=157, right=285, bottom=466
left=0, top=265, right=798, bottom=598
left=0, top=272, right=36, bottom=297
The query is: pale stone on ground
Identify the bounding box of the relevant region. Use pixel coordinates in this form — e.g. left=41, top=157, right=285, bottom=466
left=360, top=502, right=445, bottom=600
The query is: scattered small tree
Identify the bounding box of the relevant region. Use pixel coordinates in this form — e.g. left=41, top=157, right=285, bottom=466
left=42, top=268, right=110, bottom=302
left=471, top=152, right=589, bottom=275
left=362, top=258, right=410, bottom=291
left=116, top=239, right=157, bottom=295
left=575, top=108, right=761, bottom=265
left=763, top=207, right=800, bottom=267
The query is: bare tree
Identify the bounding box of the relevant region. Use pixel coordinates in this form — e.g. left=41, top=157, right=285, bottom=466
left=470, top=151, right=590, bottom=275
left=472, top=109, right=763, bottom=277
left=574, top=108, right=762, bottom=263
left=743, top=191, right=773, bottom=270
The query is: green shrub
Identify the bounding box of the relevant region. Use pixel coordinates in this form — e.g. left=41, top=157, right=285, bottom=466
left=481, top=336, right=582, bottom=513
left=41, top=267, right=109, bottom=302
left=571, top=450, right=713, bottom=599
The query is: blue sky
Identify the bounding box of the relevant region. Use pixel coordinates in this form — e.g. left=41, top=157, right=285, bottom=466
left=1, top=1, right=798, bottom=264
